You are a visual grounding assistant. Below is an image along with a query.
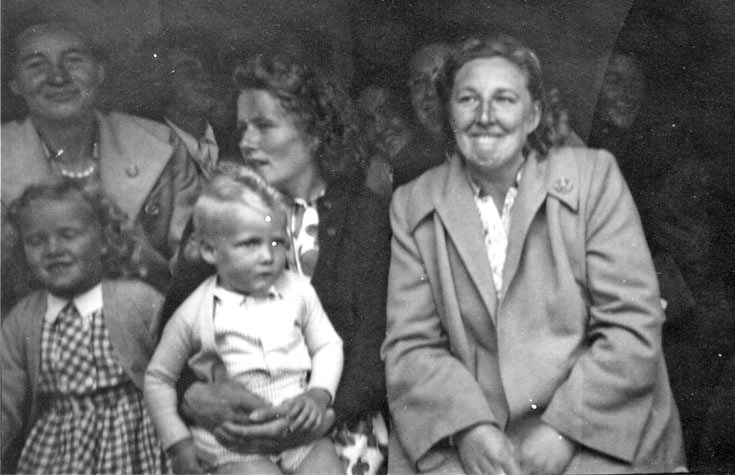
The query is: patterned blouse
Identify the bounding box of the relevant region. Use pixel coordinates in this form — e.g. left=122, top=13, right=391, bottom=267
left=470, top=166, right=523, bottom=301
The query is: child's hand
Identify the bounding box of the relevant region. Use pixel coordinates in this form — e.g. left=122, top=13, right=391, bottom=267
left=167, top=438, right=207, bottom=474
left=284, top=388, right=332, bottom=433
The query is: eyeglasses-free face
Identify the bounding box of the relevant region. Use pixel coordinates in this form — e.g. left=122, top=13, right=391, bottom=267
left=11, top=25, right=104, bottom=122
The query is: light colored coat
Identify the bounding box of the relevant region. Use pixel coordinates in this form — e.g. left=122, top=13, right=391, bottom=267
left=1, top=280, right=163, bottom=471
left=382, top=147, right=685, bottom=473
left=1, top=111, right=199, bottom=259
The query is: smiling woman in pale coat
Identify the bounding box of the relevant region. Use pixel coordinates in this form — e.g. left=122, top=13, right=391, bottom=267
left=382, top=35, right=685, bottom=475
left=1, top=21, right=200, bottom=306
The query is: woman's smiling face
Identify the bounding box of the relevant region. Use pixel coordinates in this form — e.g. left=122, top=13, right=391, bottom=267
left=450, top=56, right=540, bottom=178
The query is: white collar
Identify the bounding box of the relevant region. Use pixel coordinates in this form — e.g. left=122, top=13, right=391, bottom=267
left=212, top=280, right=282, bottom=306
left=45, top=283, right=103, bottom=323
left=468, top=163, right=525, bottom=199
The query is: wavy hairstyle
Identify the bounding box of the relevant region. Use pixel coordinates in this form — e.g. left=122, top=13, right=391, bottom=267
left=6, top=181, right=137, bottom=283
left=233, top=54, right=367, bottom=188
left=436, top=35, right=568, bottom=160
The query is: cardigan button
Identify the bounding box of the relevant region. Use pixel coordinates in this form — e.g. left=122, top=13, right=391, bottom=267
left=126, top=165, right=140, bottom=178
left=144, top=202, right=161, bottom=216
left=323, top=200, right=332, bottom=210
left=326, top=227, right=336, bottom=237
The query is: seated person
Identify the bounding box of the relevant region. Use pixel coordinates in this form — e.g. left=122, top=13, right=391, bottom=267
left=383, top=35, right=685, bottom=474
left=392, top=42, right=454, bottom=187
left=589, top=52, right=733, bottom=466
left=145, top=166, right=344, bottom=474
left=160, top=54, right=391, bottom=475
left=357, top=85, right=413, bottom=199
left=138, top=27, right=232, bottom=180
left=1, top=20, right=200, bottom=302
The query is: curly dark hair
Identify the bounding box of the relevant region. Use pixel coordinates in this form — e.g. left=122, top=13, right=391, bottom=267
left=436, top=35, right=569, bottom=160
left=6, top=182, right=138, bottom=284
left=232, top=54, right=367, bottom=188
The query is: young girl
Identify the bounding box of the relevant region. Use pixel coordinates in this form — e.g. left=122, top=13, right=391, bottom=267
left=145, top=165, right=344, bottom=474
left=1, top=181, right=166, bottom=474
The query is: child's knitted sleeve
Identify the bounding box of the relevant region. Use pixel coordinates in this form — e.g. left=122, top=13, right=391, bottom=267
left=1, top=302, right=33, bottom=472
left=299, top=279, right=343, bottom=402
left=143, top=307, right=197, bottom=450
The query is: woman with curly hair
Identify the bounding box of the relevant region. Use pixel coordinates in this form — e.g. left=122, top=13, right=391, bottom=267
left=159, top=55, right=391, bottom=474
left=382, top=35, right=685, bottom=474
left=1, top=182, right=166, bottom=473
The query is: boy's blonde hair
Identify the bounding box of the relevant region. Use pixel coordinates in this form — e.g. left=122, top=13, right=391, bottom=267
left=186, top=163, right=289, bottom=261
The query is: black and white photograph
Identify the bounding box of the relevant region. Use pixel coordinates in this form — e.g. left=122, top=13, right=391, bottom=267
left=1, top=1, right=734, bottom=473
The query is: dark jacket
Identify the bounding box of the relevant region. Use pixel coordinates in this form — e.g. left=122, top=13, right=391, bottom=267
left=159, top=184, right=391, bottom=428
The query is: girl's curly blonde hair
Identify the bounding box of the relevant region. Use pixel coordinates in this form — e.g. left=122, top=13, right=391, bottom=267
left=6, top=181, right=139, bottom=284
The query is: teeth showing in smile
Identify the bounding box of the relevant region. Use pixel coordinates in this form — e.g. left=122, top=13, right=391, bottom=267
left=471, top=135, right=502, bottom=144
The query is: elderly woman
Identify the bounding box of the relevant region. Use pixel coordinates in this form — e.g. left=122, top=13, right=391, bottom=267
left=382, top=36, right=685, bottom=474
left=159, top=54, right=391, bottom=475
left=1, top=21, right=200, bottom=301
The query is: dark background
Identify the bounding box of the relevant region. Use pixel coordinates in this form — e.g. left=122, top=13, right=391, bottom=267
left=3, top=1, right=734, bottom=141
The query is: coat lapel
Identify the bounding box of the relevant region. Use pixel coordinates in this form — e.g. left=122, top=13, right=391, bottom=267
left=435, top=156, right=499, bottom=323
left=1, top=118, right=59, bottom=204
left=97, top=112, right=173, bottom=225
left=502, top=149, right=580, bottom=297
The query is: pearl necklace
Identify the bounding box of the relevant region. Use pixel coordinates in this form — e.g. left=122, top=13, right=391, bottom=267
left=45, top=141, right=99, bottom=180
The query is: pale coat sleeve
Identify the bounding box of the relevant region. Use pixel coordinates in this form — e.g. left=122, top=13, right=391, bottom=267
left=144, top=304, right=199, bottom=450
left=299, top=278, right=343, bottom=401
left=541, top=150, right=667, bottom=462
left=382, top=186, right=497, bottom=470
left=0, top=309, right=32, bottom=468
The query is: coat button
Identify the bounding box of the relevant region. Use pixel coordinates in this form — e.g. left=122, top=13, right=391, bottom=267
left=326, top=227, right=336, bottom=237
left=126, top=165, right=140, bottom=178
left=323, top=200, right=332, bottom=210
left=144, top=202, right=160, bottom=215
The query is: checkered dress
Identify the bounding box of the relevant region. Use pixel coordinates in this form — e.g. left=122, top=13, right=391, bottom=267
left=17, top=304, right=165, bottom=474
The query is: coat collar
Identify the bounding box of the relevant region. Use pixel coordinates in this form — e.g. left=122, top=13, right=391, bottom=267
left=97, top=111, right=173, bottom=223
left=1, top=112, right=174, bottom=225
left=432, top=148, right=580, bottom=314
left=435, top=155, right=500, bottom=319
left=503, top=148, right=579, bottom=298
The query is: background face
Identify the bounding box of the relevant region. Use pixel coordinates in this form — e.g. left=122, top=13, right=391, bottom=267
left=598, top=53, right=645, bottom=130
left=408, top=46, right=450, bottom=136
left=237, top=89, right=318, bottom=196
left=11, top=26, right=104, bottom=122
left=20, top=197, right=106, bottom=299
left=451, top=57, right=540, bottom=178
left=203, top=198, right=288, bottom=296
left=166, top=49, right=218, bottom=114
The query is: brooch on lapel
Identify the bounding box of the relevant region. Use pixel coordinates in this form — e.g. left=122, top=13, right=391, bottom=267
left=553, top=177, right=573, bottom=194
